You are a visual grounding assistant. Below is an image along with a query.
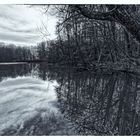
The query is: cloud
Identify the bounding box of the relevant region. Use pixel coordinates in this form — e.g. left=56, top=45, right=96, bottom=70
left=0, top=5, right=57, bottom=46
left=0, top=32, right=39, bottom=43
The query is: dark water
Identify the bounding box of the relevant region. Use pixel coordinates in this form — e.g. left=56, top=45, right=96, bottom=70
left=0, top=63, right=140, bottom=135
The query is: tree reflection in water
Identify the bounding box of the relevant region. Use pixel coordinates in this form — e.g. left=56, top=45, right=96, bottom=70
left=0, top=63, right=34, bottom=81
left=43, top=65, right=140, bottom=135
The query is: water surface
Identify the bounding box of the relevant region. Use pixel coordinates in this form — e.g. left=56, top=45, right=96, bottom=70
left=0, top=63, right=140, bottom=135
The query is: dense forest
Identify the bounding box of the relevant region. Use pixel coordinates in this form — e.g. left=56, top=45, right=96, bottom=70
left=45, top=5, right=140, bottom=71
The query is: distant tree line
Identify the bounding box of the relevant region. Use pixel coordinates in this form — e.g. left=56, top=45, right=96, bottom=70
left=0, top=42, right=52, bottom=62
left=0, top=42, right=54, bottom=63
left=0, top=43, right=36, bottom=62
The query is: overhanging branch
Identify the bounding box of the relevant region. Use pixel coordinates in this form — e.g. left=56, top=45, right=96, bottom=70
left=73, top=5, right=119, bottom=21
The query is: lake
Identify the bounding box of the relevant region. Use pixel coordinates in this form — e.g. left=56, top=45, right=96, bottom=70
left=0, top=63, right=140, bottom=135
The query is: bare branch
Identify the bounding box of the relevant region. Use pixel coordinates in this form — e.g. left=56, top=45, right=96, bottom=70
left=73, top=5, right=119, bottom=21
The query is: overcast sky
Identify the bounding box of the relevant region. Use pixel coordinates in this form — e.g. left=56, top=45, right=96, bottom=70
left=0, top=5, right=58, bottom=46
